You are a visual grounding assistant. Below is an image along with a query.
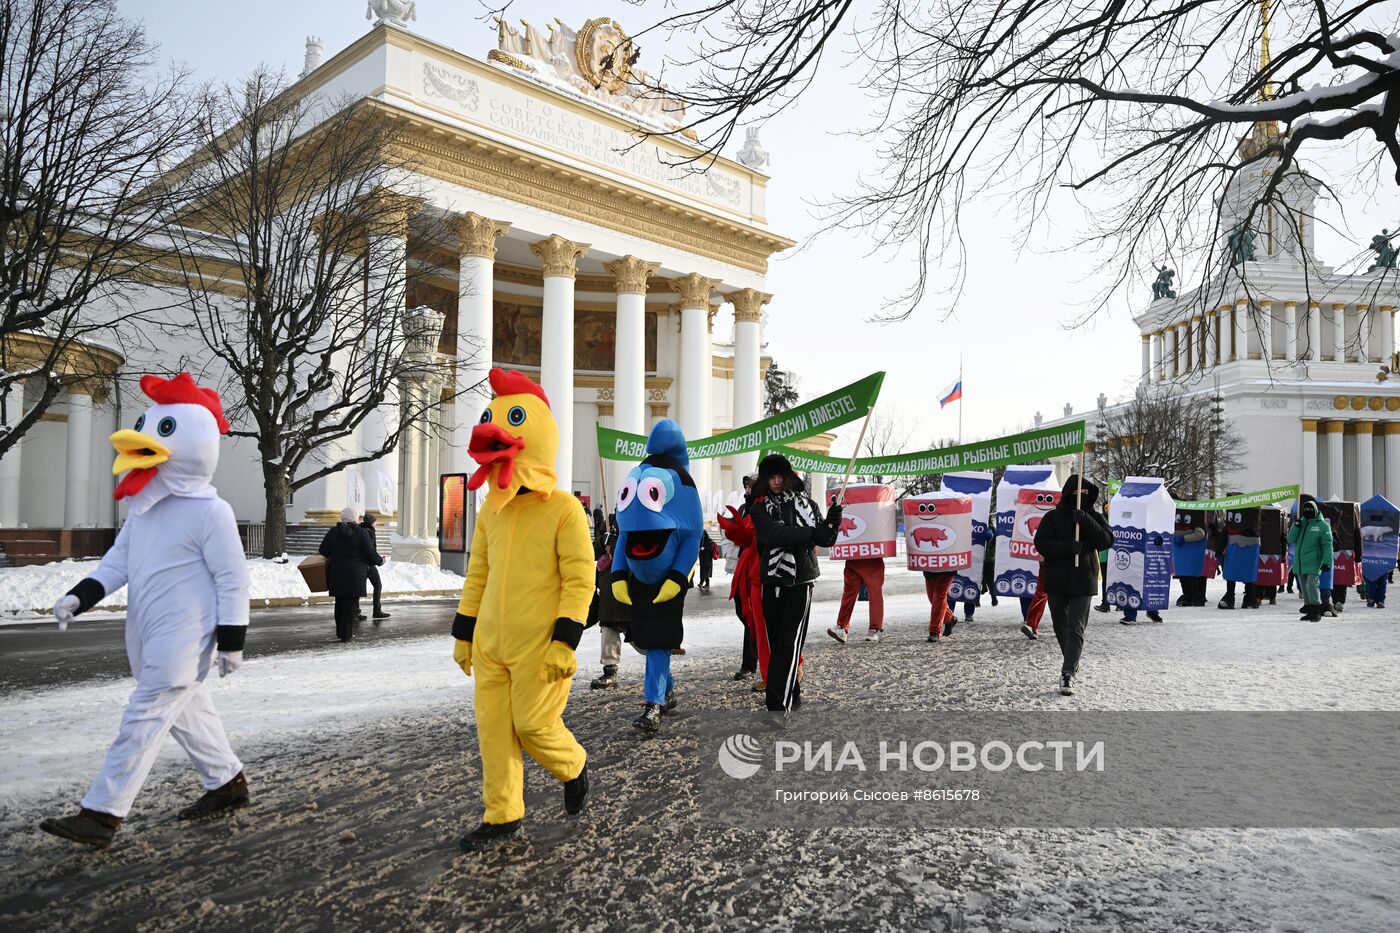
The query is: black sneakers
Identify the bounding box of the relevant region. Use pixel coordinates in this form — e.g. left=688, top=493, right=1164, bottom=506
left=1020, top=623, right=1038, bottom=640
left=1059, top=674, right=1075, bottom=696
left=177, top=771, right=250, bottom=820
left=459, top=820, right=522, bottom=852
left=39, top=808, right=122, bottom=848
left=589, top=666, right=618, bottom=690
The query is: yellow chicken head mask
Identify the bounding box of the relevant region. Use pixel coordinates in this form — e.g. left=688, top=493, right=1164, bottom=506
left=467, top=368, right=558, bottom=512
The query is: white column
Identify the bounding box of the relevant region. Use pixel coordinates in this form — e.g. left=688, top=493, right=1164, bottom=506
left=604, top=256, right=659, bottom=498
left=1195, top=316, right=1207, bottom=371
left=362, top=199, right=418, bottom=521
left=64, top=390, right=94, bottom=527
left=1139, top=334, right=1151, bottom=383
left=672, top=272, right=719, bottom=449
left=531, top=235, right=589, bottom=493
left=1170, top=325, right=1181, bottom=378
left=1356, top=421, right=1375, bottom=496
left=808, top=471, right=828, bottom=510
left=1358, top=304, right=1374, bottom=362
left=1258, top=300, right=1274, bottom=360
left=1234, top=299, right=1249, bottom=362
left=1207, top=310, right=1221, bottom=367
left=1385, top=423, right=1400, bottom=500
left=1152, top=331, right=1165, bottom=382
left=1325, top=421, right=1345, bottom=500
left=0, top=402, right=21, bottom=526
left=450, top=213, right=510, bottom=477
left=1305, top=301, right=1321, bottom=361
left=731, top=289, right=767, bottom=429
left=1302, top=420, right=1319, bottom=497
left=392, top=307, right=445, bottom=566
left=1382, top=306, right=1396, bottom=367
left=1282, top=300, right=1297, bottom=361
left=1331, top=302, right=1346, bottom=362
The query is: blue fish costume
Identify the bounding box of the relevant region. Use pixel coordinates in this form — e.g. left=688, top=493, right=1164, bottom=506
left=609, top=420, right=703, bottom=730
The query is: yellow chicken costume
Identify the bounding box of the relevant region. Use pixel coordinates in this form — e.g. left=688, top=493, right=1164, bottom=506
left=452, top=368, right=595, bottom=851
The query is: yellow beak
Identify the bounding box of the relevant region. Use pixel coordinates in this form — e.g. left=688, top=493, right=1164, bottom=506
left=110, top=429, right=171, bottom=476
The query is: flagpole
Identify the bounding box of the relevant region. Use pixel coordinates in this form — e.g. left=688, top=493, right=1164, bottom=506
left=835, top=406, right=875, bottom=507
left=958, top=354, right=964, bottom=446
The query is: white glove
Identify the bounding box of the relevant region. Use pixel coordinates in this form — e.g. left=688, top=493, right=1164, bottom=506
left=216, top=650, right=243, bottom=678
left=53, top=594, right=80, bottom=632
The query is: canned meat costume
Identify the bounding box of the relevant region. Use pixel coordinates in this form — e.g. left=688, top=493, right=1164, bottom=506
left=452, top=369, right=595, bottom=851
left=40, top=374, right=251, bottom=849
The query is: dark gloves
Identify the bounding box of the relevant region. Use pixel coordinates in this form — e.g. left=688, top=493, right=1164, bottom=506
left=826, top=504, right=844, bottom=526
left=812, top=522, right=838, bottom=548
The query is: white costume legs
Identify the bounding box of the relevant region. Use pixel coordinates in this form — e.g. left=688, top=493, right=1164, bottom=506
left=81, top=676, right=241, bottom=818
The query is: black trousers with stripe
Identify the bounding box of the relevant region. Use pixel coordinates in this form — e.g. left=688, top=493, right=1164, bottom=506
left=763, top=582, right=813, bottom=712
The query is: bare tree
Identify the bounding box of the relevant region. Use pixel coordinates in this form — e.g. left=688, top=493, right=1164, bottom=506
left=0, top=0, right=196, bottom=456
left=170, top=71, right=465, bottom=557
left=630, top=0, right=1400, bottom=319
left=1089, top=389, right=1246, bottom=498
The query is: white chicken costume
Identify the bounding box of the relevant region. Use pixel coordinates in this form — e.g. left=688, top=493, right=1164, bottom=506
left=40, top=374, right=251, bottom=848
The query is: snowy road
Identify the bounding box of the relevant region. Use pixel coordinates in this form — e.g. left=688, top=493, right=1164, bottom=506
left=1, top=568, right=1398, bottom=931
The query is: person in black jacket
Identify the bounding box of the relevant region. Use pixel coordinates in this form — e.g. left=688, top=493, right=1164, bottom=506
left=750, top=454, right=841, bottom=714
left=698, top=531, right=716, bottom=589
left=1032, top=475, right=1113, bottom=696
left=358, top=513, right=389, bottom=622
left=319, top=507, right=378, bottom=642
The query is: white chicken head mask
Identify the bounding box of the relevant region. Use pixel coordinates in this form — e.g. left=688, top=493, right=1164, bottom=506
left=111, top=374, right=230, bottom=505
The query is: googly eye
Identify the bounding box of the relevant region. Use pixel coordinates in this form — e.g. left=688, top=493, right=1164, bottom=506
left=479, top=409, right=492, bottom=424
left=157, top=416, right=176, bottom=437
left=507, top=406, right=526, bottom=426
left=617, top=476, right=637, bottom=511
left=639, top=477, right=669, bottom=512
left=134, top=414, right=145, bottom=431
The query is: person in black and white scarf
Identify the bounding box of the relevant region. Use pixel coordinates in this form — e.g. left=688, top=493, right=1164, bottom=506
left=750, top=454, right=841, bottom=714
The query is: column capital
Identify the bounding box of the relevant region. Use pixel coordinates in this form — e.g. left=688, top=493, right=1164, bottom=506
left=707, top=302, right=721, bottom=333
left=603, top=255, right=661, bottom=294
left=363, top=187, right=426, bottom=236
left=671, top=272, right=720, bottom=310
left=730, top=287, right=772, bottom=323
left=1257, top=299, right=1274, bottom=309
left=1354, top=421, right=1375, bottom=435
left=1283, top=299, right=1298, bottom=308
left=450, top=212, right=511, bottom=260
left=1140, top=333, right=1151, bottom=342
left=1383, top=421, right=1400, bottom=435
left=1309, top=300, right=1321, bottom=308
left=1331, top=301, right=1347, bottom=310
left=1356, top=303, right=1372, bottom=312
left=1320, top=420, right=1346, bottom=434
left=1302, top=418, right=1318, bottom=432
left=530, top=234, right=590, bottom=278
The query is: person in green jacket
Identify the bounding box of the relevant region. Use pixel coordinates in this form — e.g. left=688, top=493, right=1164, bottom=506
left=1287, top=498, right=1334, bottom=622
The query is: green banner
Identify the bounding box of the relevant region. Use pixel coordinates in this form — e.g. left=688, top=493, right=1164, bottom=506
left=596, top=372, right=886, bottom=462
left=764, top=421, right=1088, bottom=477
left=1172, top=485, right=1301, bottom=510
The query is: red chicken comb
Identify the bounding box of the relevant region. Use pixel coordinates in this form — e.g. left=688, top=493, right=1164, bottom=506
left=488, top=368, right=549, bottom=408
left=139, top=373, right=231, bottom=434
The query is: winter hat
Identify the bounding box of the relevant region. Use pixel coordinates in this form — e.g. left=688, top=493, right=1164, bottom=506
left=340, top=506, right=359, bottom=523
left=362, top=512, right=377, bottom=527
left=757, top=453, right=804, bottom=493
left=1060, top=474, right=1099, bottom=509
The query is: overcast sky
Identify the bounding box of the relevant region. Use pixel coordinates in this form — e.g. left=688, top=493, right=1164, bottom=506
left=120, top=0, right=1396, bottom=455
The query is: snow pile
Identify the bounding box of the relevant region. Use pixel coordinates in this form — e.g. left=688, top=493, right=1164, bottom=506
left=0, top=557, right=464, bottom=616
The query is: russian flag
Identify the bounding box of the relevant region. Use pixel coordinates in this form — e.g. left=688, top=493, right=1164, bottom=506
left=938, top=378, right=962, bottom=408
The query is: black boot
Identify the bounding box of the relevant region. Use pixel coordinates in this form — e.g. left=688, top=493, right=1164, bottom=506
left=943, top=618, right=958, bottom=637
left=589, top=666, right=618, bottom=690
left=633, top=703, right=663, bottom=732
left=39, top=808, right=122, bottom=848
left=178, top=771, right=250, bottom=820
left=563, top=764, right=589, bottom=815
left=459, top=820, right=522, bottom=851
left=663, top=689, right=677, bottom=713
left=372, top=603, right=390, bottom=620
left=1217, top=595, right=1235, bottom=610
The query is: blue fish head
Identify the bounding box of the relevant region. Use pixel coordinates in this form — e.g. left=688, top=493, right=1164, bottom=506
left=615, top=420, right=703, bottom=584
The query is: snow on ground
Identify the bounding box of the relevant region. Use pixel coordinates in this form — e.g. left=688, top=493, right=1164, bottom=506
left=0, top=556, right=465, bottom=618
left=2, top=568, right=1398, bottom=930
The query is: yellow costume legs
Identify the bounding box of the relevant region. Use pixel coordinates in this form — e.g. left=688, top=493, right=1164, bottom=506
left=473, top=645, right=586, bottom=824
